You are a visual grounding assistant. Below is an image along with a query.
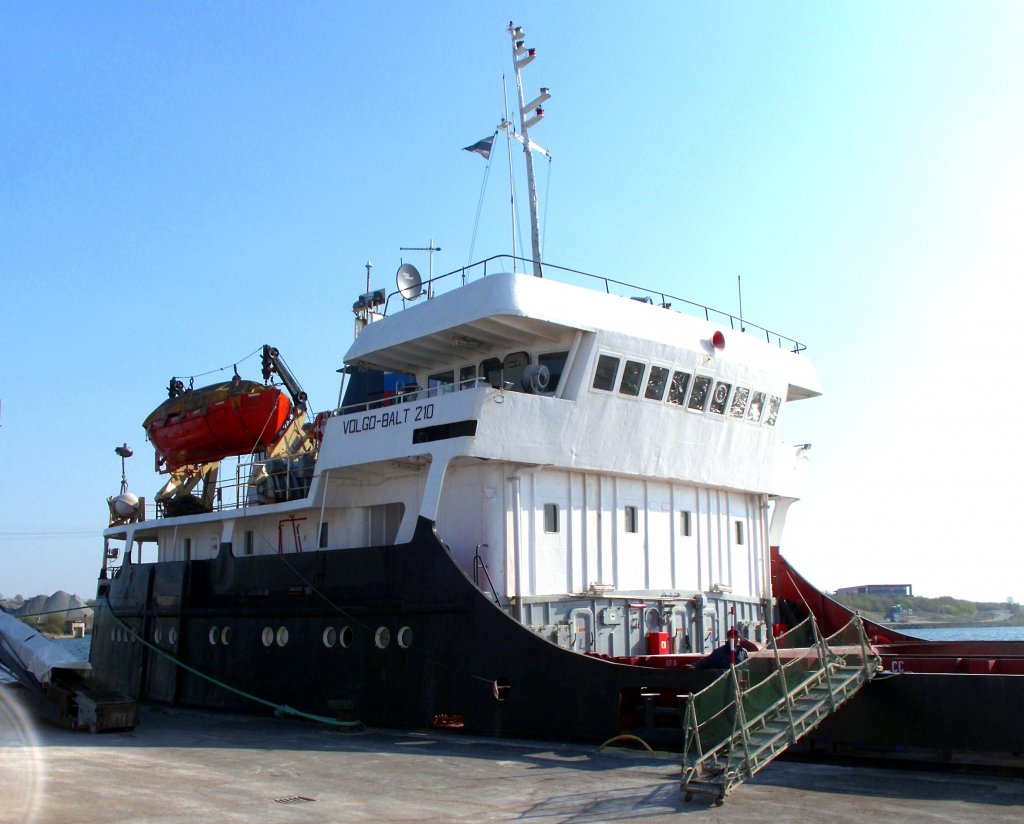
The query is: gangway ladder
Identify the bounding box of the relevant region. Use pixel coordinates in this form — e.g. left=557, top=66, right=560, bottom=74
left=680, top=613, right=880, bottom=805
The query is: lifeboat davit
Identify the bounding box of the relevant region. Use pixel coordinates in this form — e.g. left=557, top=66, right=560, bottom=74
left=144, top=379, right=292, bottom=472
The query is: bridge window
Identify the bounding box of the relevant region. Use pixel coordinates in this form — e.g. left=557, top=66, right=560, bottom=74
left=480, top=357, right=502, bottom=388
left=618, top=360, right=646, bottom=396
left=709, top=381, right=731, bottom=415
left=427, top=370, right=455, bottom=397
left=729, top=386, right=750, bottom=419
left=688, top=375, right=712, bottom=411
left=593, top=355, right=620, bottom=391
left=459, top=365, right=477, bottom=389
left=667, top=370, right=691, bottom=405
left=645, top=366, right=669, bottom=400
left=539, top=351, right=569, bottom=394
left=765, top=395, right=782, bottom=426
left=503, top=351, right=531, bottom=391
left=747, top=391, right=765, bottom=423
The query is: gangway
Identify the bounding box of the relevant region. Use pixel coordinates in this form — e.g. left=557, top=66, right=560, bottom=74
left=681, top=613, right=880, bottom=805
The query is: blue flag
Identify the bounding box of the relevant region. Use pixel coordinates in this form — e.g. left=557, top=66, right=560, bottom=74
left=463, top=135, right=494, bottom=160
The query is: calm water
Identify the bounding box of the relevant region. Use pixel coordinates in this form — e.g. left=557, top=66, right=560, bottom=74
left=897, top=625, right=1024, bottom=642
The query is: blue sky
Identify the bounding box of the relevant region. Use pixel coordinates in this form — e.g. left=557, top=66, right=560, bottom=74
left=2, top=3, right=1022, bottom=603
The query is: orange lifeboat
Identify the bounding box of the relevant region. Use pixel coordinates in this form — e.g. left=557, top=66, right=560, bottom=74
left=144, top=379, right=292, bottom=472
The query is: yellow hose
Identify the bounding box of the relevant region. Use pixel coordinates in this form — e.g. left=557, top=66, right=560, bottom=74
left=597, top=734, right=654, bottom=753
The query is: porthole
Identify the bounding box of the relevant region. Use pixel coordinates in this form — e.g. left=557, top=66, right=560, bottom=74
left=209, top=626, right=220, bottom=645
left=339, top=626, right=354, bottom=649
left=168, top=628, right=178, bottom=645
left=220, top=626, right=232, bottom=646
left=374, top=626, right=391, bottom=649
left=154, top=628, right=163, bottom=645
left=261, top=626, right=275, bottom=647
left=276, top=626, right=289, bottom=647
left=322, top=627, right=337, bottom=648
left=397, top=626, right=413, bottom=649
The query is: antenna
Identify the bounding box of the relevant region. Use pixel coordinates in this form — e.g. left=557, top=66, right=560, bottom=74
left=399, top=240, right=440, bottom=298
left=507, top=21, right=551, bottom=278
left=737, top=275, right=746, bottom=332
left=395, top=263, right=423, bottom=301
left=115, top=443, right=133, bottom=494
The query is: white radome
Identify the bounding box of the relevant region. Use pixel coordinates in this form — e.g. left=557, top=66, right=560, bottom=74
left=112, top=492, right=140, bottom=517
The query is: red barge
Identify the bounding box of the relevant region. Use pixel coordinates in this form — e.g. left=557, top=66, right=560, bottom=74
left=771, top=548, right=1024, bottom=763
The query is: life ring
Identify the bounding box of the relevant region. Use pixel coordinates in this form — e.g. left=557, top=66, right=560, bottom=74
left=312, top=411, right=331, bottom=442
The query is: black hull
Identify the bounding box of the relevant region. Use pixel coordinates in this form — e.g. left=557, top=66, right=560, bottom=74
left=92, top=518, right=716, bottom=743
left=800, top=672, right=1024, bottom=760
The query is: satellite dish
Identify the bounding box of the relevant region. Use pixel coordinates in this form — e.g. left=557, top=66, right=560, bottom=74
left=396, top=263, right=423, bottom=301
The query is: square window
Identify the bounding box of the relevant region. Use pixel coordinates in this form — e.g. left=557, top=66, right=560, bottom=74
left=502, top=351, right=531, bottom=390
left=618, top=360, right=645, bottom=396
left=709, top=381, right=731, bottom=415
left=539, top=351, right=569, bottom=394
left=543, top=503, right=559, bottom=533
left=765, top=395, right=782, bottom=426
left=680, top=511, right=692, bottom=537
left=688, top=375, right=712, bottom=410
left=428, top=370, right=455, bottom=397
left=667, top=371, right=692, bottom=405
left=624, top=505, right=638, bottom=533
left=644, top=366, right=669, bottom=400
left=593, top=355, right=620, bottom=391
left=747, top=391, right=766, bottom=423
left=728, top=386, right=750, bottom=419
left=480, top=357, right=503, bottom=388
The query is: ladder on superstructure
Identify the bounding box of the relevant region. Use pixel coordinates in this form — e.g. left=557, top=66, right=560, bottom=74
left=680, top=613, right=880, bottom=805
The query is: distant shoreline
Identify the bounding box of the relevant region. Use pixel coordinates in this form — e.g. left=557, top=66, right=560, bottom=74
left=884, top=620, right=1024, bottom=630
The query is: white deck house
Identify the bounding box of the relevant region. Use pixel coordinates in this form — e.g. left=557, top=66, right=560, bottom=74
left=108, top=266, right=820, bottom=657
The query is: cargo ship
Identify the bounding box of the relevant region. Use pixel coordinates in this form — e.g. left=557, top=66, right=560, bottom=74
left=90, top=22, right=1022, bottom=797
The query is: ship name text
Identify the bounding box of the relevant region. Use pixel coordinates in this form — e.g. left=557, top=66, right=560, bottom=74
left=342, top=403, right=435, bottom=435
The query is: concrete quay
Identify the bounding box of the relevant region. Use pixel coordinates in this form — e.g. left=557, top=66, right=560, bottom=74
left=2, top=687, right=1022, bottom=823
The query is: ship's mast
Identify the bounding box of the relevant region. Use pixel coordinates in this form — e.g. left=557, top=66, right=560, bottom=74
left=507, top=22, right=550, bottom=278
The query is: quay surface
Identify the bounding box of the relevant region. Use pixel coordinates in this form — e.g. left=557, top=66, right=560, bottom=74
left=2, top=686, right=1022, bottom=823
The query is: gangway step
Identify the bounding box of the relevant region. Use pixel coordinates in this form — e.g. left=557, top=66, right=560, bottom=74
left=681, top=619, right=880, bottom=806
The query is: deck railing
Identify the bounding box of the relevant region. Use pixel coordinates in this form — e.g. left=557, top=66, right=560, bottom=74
left=379, top=254, right=806, bottom=354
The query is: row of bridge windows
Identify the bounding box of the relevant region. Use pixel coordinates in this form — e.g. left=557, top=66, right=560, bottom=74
left=592, top=354, right=781, bottom=426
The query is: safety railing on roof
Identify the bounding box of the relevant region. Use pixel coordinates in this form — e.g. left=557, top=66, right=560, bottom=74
left=379, top=254, right=807, bottom=354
